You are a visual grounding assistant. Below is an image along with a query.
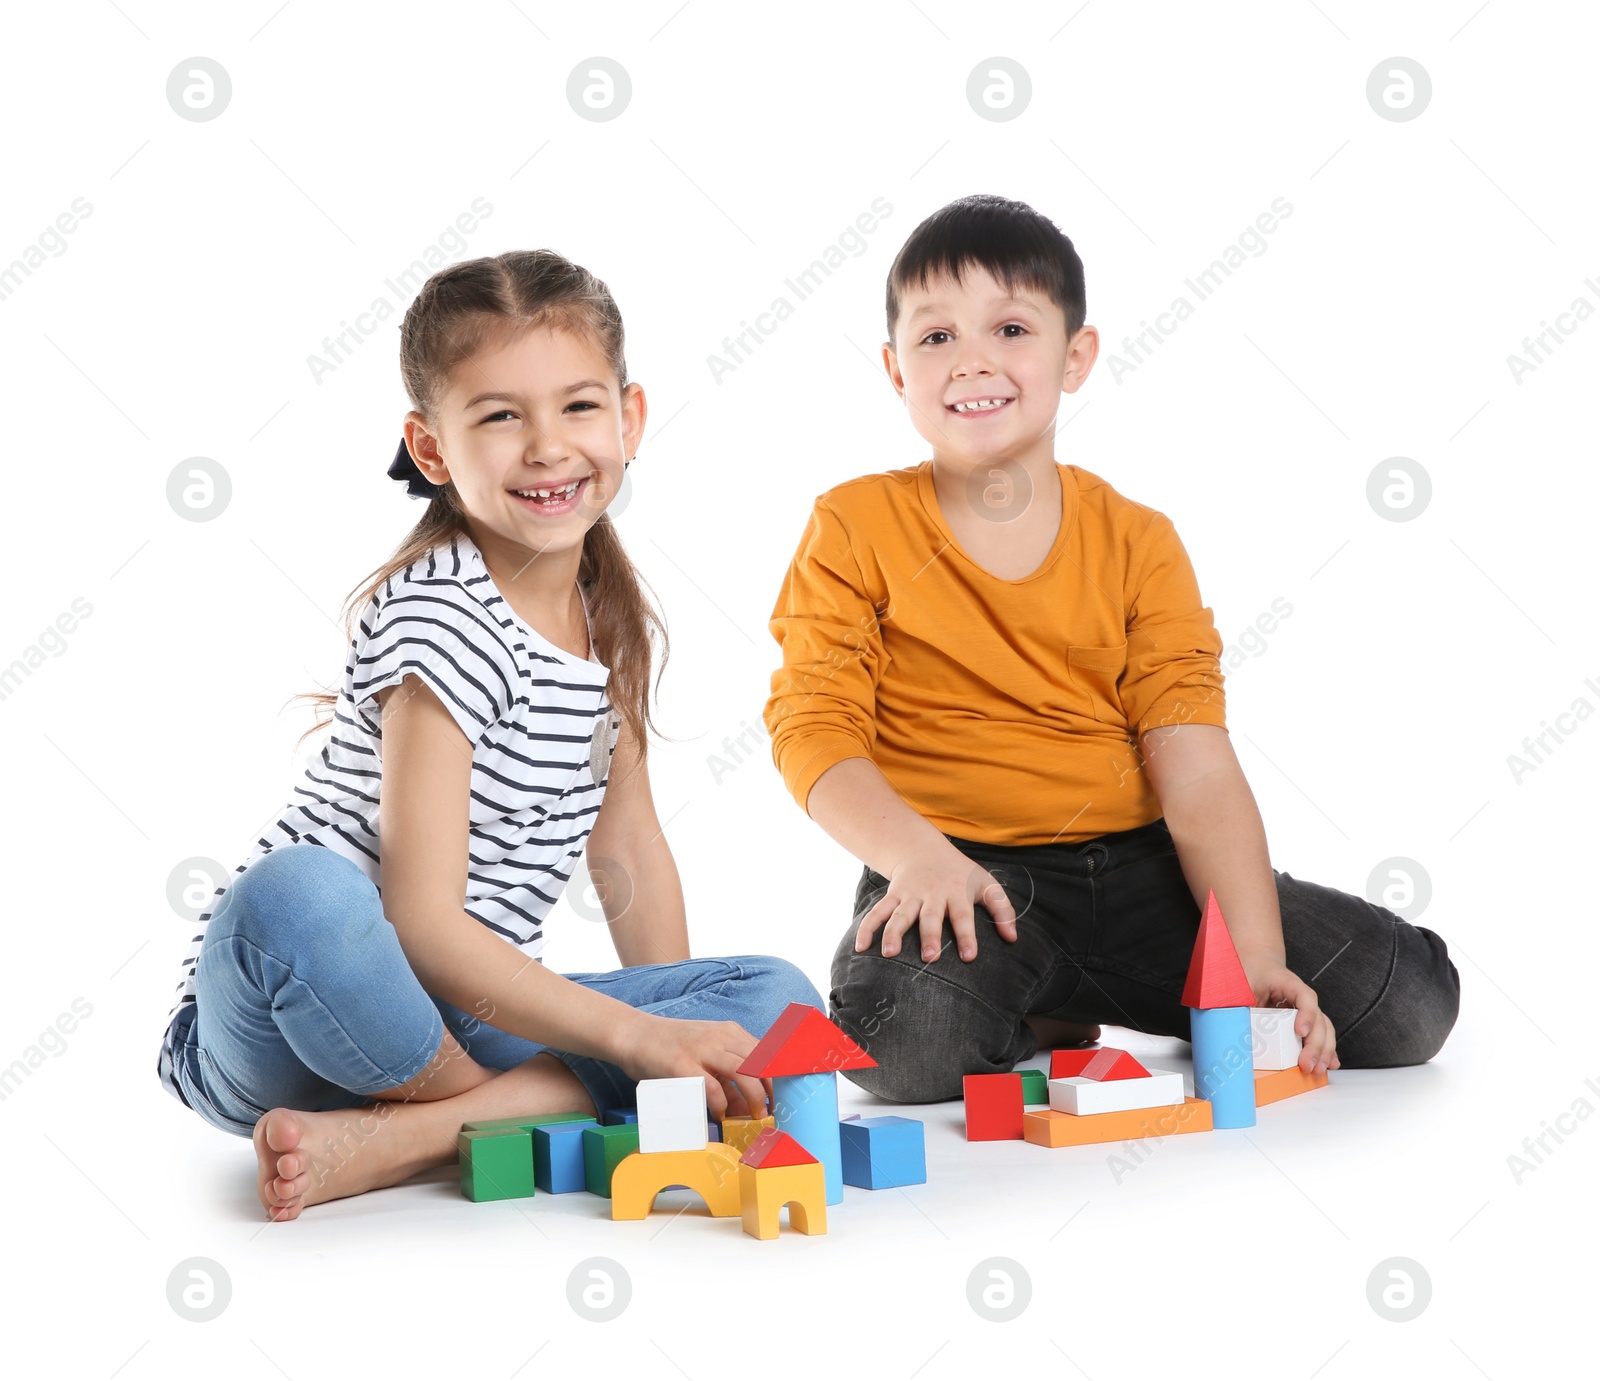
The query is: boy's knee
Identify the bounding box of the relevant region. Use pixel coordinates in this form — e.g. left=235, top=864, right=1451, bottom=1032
left=829, top=955, right=1017, bottom=1104
left=1338, top=924, right=1461, bottom=1068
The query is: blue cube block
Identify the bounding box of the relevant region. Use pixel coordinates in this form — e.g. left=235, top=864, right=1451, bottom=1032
left=707, top=1119, right=722, bottom=1143
left=603, top=1107, right=639, bottom=1126
left=533, top=1119, right=598, bottom=1193
left=839, top=1115, right=926, bottom=1190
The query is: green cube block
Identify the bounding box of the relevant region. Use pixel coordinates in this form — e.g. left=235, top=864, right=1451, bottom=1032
left=1020, top=1069, right=1049, bottom=1105
left=461, top=1111, right=595, bottom=1136
left=457, top=1128, right=537, bottom=1203
left=582, top=1123, right=640, bottom=1198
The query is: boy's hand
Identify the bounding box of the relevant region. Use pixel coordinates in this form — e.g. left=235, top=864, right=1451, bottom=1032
left=855, top=841, right=1018, bottom=963
left=614, top=1013, right=772, bottom=1121
left=1240, top=952, right=1340, bottom=1076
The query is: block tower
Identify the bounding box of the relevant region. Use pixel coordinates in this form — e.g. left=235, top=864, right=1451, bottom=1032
left=1182, top=889, right=1258, bottom=1129
left=736, top=1002, right=877, bottom=1205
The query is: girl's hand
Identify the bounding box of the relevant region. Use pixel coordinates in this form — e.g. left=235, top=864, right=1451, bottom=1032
left=614, top=1012, right=773, bottom=1122
left=1240, top=952, right=1340, bottom=1076
left=854, top=842, right=1019, bottom=963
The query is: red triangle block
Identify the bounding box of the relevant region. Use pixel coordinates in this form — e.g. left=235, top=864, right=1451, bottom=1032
left=1181, top=890, right=1256, bottom=1009
left=740, top=1128, right=817, bottom=1169
left=736, top=1002, right=878, bottom=1077
left=1050, top=1049, right=1097, bottom=1079
left=1080, top=1048, right=1149, bottom=1081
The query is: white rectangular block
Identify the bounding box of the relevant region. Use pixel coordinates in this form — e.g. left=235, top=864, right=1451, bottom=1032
left=1251, top=1007, right=1303, bottom=1071
left=635, top=1076, right=710, bottom=1153
left=1048, top=1069, right=1185, bottom=1116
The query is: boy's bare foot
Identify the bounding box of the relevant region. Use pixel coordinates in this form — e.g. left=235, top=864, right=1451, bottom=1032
left=1023, top=1014, right=1102, bottom=1049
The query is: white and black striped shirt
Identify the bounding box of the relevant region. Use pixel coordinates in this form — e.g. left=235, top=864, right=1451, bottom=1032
left=156, top=530, right=620, bottom=1105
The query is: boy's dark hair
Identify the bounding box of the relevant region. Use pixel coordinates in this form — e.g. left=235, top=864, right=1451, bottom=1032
left=885, top=193, right=1086, bottom=343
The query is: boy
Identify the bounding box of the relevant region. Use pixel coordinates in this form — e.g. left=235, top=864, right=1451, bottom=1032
left=762, top=194, right=1459, bottom=1102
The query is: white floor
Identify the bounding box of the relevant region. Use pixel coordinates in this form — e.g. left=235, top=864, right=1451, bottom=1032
left=52, top=1006, right=1587, bottom=1378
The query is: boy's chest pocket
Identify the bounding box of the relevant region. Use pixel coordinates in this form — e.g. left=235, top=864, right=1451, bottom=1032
left=1066, top=642, right=1128, bottom=721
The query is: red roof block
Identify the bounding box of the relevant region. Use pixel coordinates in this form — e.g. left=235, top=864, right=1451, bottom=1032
left=736, top=1002, right=878, bottom=1078
left=740, top=1128, right=817, bottom=1169
left=1181, top=889, right=1256, bottom=1009
left=1050, top=1049, right=1096, bottom=1079
left=1080, top=1048, right=1149, bottom=1081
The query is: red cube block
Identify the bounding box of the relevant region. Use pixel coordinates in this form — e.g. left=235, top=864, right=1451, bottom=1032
left=963, top=1072, right=1025, bottom=1141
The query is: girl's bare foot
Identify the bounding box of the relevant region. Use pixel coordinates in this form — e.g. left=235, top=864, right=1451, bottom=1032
left=253, top=1051, right=596, bottom=1221
left=255, top=1105, right=414, bottom=1220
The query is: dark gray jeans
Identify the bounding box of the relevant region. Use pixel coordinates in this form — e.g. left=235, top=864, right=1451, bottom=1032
left=829, top=817, right=1460, bottom=1103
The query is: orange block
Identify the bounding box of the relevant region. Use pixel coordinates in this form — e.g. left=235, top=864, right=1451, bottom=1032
left=1254, top=1065, right=1329, bottom=1105
left=1023, top=1096, right=1214, bottom=1148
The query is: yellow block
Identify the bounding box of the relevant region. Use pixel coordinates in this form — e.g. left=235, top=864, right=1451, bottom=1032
left=609, top=1143, right=744, bottom=1220
left=738, top=1160, right=827, bottom=1240
left=1254, top=1065, right=1330, bottom=1105
left=1023, top=1096, right=1214, bottom=1148
left=720, top=1115, right=777, bottom=1155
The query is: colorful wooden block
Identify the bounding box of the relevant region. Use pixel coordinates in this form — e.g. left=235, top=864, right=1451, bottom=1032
left=1078, top=1048, right=1150, bottom=1081
left=771, top=1071, right=845, bottom=1205
left=1050, top=1049, right=1098, bottom=1079
left=1048, top=1069, right=1185, bottom=1116
left=1254, top=1064, right=1329, bottom=1105
left=1181, top=889, right=1256, bottom=1008
left=1019, top=1069, right=1049, bottom=1105
left=1191, top=1004, right=1257, bottom=1128
left=636, top=1076, right=710, bottom=1153
left=1251, top=1007, right=1303, bottom=1070
left=736, top=1002, right=878, bottom=1078
left=840, top=1115, right=926, bottom=1189
left=1022, top=1097, right=1214, bottom=1148
left=963, top=1072, right=1025, bottom=1141
left=741, top=1127, right=817, bottom=1169
left=582, top=1123, right=640, bottom=1197
left=457, top=1127, right=537, bottom=1202
left=602, top=1107, right=639, bottom=1125
left=721, top=1115, right=777, bottom=1155
left=461, top=1111, right=594, bottom=1135
left=739, top=1159, right=828, bottom=1240
left=609, top=1144, right=744, bottom=1219
left=532, top=1119, right=598, bottom=1193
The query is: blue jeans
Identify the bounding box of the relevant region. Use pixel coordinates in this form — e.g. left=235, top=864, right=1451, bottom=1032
left=167, top=844, right=822, bottom=1138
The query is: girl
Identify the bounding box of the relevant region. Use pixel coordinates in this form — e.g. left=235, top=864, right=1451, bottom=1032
left=156, top=249, right=822, bottom=1221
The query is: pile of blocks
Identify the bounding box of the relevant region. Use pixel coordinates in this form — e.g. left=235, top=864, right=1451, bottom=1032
left=455, top=1002, right=928, bottom=1240
left=457, top=893, right=1332, bottom=1237
left=964, top=888, right=1330, bottom=1150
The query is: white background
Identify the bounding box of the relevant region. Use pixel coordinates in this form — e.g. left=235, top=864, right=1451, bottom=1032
left=2, top=1, right=1595, bottom=1376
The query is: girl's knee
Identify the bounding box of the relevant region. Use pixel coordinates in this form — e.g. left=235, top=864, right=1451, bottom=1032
left=725, top=954, right=825, bottom=1012
left=226, top=845, right=378, bottom=946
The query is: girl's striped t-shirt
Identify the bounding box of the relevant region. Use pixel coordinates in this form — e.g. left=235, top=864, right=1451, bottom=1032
left=155, top=529, right=620, bottom=1107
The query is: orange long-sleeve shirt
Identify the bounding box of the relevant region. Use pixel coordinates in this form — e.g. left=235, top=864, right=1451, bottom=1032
left=763, top=460, right=1228, bottom=845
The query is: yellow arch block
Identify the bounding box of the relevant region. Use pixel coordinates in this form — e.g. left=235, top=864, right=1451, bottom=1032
left=739, top=1160, right=828, bottom=1241
left=609, top=1143, right=744, bottom=1220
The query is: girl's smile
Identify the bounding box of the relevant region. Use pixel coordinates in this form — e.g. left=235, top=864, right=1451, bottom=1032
left=509, top=473, right=593, bottom=517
